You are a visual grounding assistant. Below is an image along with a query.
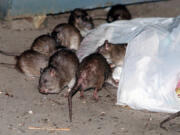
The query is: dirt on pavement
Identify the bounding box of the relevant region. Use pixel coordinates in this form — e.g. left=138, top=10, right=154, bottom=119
left=0, top=0, right=180, bottom=135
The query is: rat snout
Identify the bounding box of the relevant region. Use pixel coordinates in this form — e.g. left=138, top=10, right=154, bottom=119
left=39, top=87, right=49, bottom=94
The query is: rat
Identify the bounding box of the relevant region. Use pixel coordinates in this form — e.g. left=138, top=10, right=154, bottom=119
left=0, top=34, right=61, bottom=57
left=68, top=52, right=111, bottom=122
left=107, top=4, right=132, bottom=23
left=68, top=8, right=94, bottom=37
left=97, top=40, right=127, bottom=68
left=51, top=23, right=82, bottom=51
left=38, top=48, right=79, bottom=94
left=31, top=34, right=60, bottom=57
left=0, top=49, right=48, bottom=78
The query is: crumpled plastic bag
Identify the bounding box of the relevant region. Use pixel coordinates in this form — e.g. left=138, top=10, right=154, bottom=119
left=77, top=16, right=180, bottom=113
left=77, top=17, right=174, bottom=61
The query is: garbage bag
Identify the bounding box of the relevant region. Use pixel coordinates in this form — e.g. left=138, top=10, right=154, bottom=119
left=77, top=17, right=174, bottom=61
left=77, top=16, right=180, bottom=113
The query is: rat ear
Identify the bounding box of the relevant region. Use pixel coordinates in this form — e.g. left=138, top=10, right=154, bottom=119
left=104, top=40, right=108, bottom=44
left=50, top=68, right=56, bottom=77
left=124, top=43, right=128, bottom=48
left=104, top=40, right=109, bottom=50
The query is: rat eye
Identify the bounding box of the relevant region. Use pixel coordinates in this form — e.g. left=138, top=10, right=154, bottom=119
left=76, top=15, right=81, bottom=18
left=43, top=79, right=48, bottom=83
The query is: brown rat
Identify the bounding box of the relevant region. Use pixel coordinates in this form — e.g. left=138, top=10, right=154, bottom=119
left=51, top=23, right=82, bottom=51
left=0, top=34, right=66, bottom=78
left=38, top=49, right=79, bottom=94
left=68, top=53, right=111, bottom=122
left=0, top=49, right=48, bottom=78
left=97, top=40, right=127, bottom=68
left=0, top=34, right=62, bottom=77
left=107, top=4, right=132, bottom=23
left=31, top=34, right=60, bottom=57
left=68, top=8, right=94, bottom=37
left=0, top=34, right=61, bottom=57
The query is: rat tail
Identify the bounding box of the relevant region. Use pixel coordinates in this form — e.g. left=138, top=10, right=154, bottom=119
left=160, top=111, right=180, bottom=130
left=0, top=50, right=19, bottom=56
left=0, top=63, right=15, bottom=68
left=68, top=84, right=81, bottom=122
left=0, top=56, right=20, bottom=70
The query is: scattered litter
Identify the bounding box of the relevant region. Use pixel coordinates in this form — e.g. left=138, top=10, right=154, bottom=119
left=33, top=15, right=47, bottom=29
left=122, top=105, right=131, bottom=109
left=5, top=92, right=13, bottom=97
left=100, top=112, right=106, bottom=116
left=28, top=126, right=70, bottom=131
left=149, top=117, right=152, bottom=121
left=28, top=110, right=33, bottom=114
left=82, top=100, right=86, bottom=104
left=175, top=79, right=180, bottom=98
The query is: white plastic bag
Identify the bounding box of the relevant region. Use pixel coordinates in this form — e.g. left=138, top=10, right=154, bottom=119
left=117, top=26, right=180, bottom=113
left=117, top=17, right=180, bottom=113
left=77, top=16, right=180, bottom=113
left=77, top=17, right=174, bottom=61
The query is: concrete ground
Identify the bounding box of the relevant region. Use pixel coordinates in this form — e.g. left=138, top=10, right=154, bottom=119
left=0, top=0, right=180, bottom=134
